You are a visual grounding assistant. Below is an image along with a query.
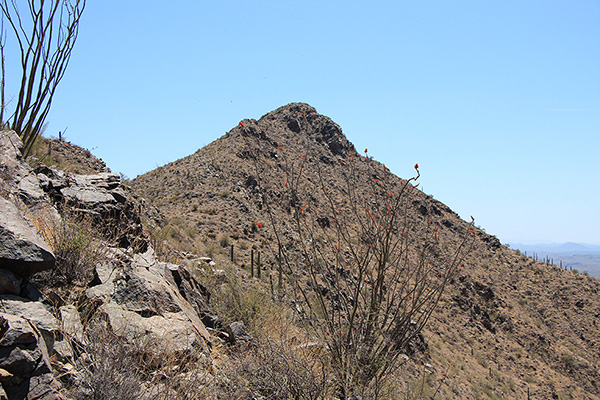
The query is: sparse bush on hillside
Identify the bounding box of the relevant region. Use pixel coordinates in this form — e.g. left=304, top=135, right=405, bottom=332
left=32, top=208, right=108, bottom=288
left=244, top=117, right=475, bottom=399
left=219, top=234, right=230, bottom=248
left=65, top=321, right=214, bottom=400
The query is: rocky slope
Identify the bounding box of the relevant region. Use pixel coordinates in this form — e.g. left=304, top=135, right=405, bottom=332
left=132, top=103, right=600, bottom=399
left=0, top=130, right=217, bottom=399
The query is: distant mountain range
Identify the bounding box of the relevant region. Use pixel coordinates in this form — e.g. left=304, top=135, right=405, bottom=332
left=508, top=242, right=600, bottom=278
left=508, top=242, right=600, bottom=254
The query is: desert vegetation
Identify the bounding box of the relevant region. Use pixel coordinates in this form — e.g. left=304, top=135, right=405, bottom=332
left=3, top=98, right=600, bottom=398
left=0, top=0, right=85, bottom=156
left=239, top=114, right=476, bottom=398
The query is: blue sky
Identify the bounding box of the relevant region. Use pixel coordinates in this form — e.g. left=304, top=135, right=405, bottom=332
left=2, top=1, right=599, bottom=244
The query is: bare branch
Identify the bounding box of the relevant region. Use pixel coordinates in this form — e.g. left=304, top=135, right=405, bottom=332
left=0, top=0, right=85, bottom=156
left=242, top=114, right=475, bottom=398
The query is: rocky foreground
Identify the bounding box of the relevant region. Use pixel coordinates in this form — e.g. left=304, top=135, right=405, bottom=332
left=0, top=130, right=228, bottom=399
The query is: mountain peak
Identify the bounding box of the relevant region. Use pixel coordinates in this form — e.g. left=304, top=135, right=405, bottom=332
left=237, top=102, right=355, bottom=158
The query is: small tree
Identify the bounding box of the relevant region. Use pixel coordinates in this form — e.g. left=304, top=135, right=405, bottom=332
left=0, top=0, right=85, bottom=156
left=243, top=115, right=475, bottom=398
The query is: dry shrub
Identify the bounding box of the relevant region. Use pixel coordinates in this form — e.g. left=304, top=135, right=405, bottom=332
left=32, top=208, right=109, bottom=287
left=211, top=275, right=272, bottom=329
left=65, top=319, right=214, bottom=400
left=67, top=322, right=143, bottom=400
left=213, top=303, right=329, bottom=400
left=243, top=117, right=476, bottom=398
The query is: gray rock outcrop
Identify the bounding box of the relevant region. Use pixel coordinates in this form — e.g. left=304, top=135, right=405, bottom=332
left=0, top=197, right=55, bottom=276
left=0, top=313, right=61, bottom=400
left=0, top=128, right=214, bottom=398
left=85, top=247, right=211, bottom=355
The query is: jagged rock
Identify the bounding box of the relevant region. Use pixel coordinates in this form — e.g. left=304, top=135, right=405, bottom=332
left=0, top=296, right=59, bottom=353
left=0, top=197, right=55, bottom=276
left=227, top=321, right=252, bottom=344
left=0, top=131, right=28, bottom=189
left=0, top=368, right=12, bottom=382
left=0, top=313, right=61, bottom=400
left=0, top=130, right=47, bottom=205
left=163, top=263, right=211, bottom=319
left=34, top=166, right=149, bottom=251
left=84, top=247, right=211, bottom=354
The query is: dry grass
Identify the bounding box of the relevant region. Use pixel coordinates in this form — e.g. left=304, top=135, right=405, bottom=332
left=30, top=208, right=109, bottom=291
left=63, top=320, right=215, bottom=400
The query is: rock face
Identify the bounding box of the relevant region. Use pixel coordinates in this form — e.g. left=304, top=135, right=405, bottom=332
left=0, top=129, right=212, bottom=398
left=0, top=130, right=44, bottom=203
left=0, top=197, right=55, bottom=276
left=35, top=166, right=149, bottom=251
left=85, top=248, right=211, bottom=354
left=0, top=313, right=61, bottom=400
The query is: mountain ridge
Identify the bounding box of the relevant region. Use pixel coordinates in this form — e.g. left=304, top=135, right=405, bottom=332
left=132, top=103, right=600, bottom=399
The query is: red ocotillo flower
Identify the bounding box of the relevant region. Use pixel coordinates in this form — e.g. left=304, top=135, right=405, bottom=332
left=364, top=148, right=368, bottom=153
left=255, top=222, right=263, bottom=228
left=414, top=163, right=419, bottom=169
left=239, top=121, right=245, bottom=127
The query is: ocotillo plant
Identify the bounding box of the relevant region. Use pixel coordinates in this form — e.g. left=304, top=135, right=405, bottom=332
left=242, top=115, right=475, bottom=399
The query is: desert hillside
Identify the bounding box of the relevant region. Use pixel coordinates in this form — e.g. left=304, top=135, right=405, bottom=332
left=1, top=103, right=598, bottom=399
left=133, top=103, right=600, bottom=399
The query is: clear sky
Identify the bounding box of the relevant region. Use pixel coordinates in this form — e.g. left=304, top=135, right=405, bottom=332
left=2, top=1, right=599, bottom=244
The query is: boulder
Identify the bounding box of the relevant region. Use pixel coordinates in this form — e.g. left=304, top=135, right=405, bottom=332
left=0, top=313, right=61, bottom=400
left=0, top=197, right=55, bottom=276
left=0, top=131, right=26, bottom=188
left=0, top=130, right=47, bottom=204
left=84, top=247, right=211, bottom=354
left=0, top=296, right=59, bottom=354
left=227, top=321, right=252, bottom=344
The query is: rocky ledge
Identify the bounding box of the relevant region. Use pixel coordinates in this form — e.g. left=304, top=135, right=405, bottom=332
left=0, top=130, right=215, bottom=398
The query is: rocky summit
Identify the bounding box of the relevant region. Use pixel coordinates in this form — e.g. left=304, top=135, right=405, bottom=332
left=0, top=103, right=599, bottom=399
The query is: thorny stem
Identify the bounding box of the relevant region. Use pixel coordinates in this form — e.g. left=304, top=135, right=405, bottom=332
left=241, top=113, right=475, bottom=398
